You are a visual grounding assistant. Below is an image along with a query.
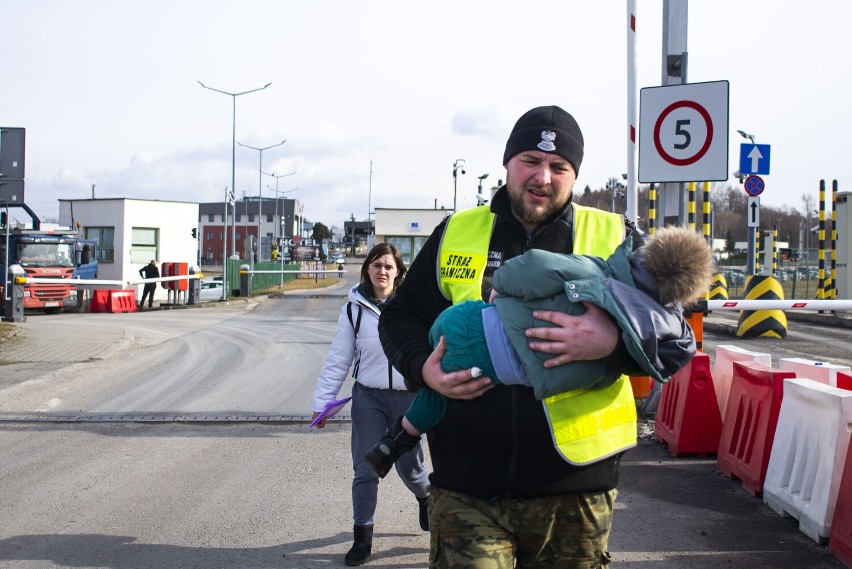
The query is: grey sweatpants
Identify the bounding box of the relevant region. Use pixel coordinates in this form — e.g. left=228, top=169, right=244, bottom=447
left=350, top=382, right=430, bottom=525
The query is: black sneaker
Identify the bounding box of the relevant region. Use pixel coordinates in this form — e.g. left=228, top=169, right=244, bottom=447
left=364, top=417, right=420, bottom=478
left=364, top=435, right=395, bottom=478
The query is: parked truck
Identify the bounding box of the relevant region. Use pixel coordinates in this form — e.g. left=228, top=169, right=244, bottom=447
left=1, top=228, right=98, bottom=314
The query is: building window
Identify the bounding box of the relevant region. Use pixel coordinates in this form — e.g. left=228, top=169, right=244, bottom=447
left=130, top=227, right=159, bottom=264
left=236, top=213, right=242, bottom=222
left=208, top=213, right=215, bottom=222
left=386, top=236, right=428, bottom=267
left=266, top=213, right=273, bottom=222
left=84, top=227, right=115, bottom=263
left=248, top=214, right=255, bottom=223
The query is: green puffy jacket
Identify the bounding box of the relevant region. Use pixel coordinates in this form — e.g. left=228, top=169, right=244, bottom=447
left=491, top=239, right=696, bottom=400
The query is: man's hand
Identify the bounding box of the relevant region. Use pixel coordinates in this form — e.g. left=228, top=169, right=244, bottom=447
left=525, top=303, right=618, bottom=368
left=422, top=336, right=493, bottom=399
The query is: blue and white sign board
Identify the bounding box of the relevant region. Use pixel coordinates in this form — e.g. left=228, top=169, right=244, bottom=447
left=638, top=80, right=729, bottom=183
left=738, top=143, right=771, bottom=175
left=747, top=196, right=760, bottom=227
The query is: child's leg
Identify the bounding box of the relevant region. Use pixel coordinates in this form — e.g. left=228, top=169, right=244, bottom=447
left=403, top=386, right=451, bottom=435
left=402, top=367, right=484, bottom=436
left=364, top=387, right=449, bottom=479
left=401, top=416, right=420, bottom=436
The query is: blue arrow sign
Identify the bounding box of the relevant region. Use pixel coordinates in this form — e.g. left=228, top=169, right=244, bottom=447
left=739, top=143, right=771, bottom=175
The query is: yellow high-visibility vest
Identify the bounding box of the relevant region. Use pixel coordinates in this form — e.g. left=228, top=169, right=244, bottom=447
left=437, top=207, right=496, bottom=303
left=438, top=203, right=637, bottom=465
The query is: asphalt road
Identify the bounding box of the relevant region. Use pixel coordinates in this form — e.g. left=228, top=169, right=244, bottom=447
left=703, top=309, right=852, bottom=367
left=0, top=292, right=849, bottom=568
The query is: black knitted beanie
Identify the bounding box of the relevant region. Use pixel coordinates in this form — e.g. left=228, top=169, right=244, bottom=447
left=502, top=105, right=584, bottom=174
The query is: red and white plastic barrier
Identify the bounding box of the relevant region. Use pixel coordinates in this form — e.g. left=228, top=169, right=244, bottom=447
left=763, top=377, right=852, bottom=543
left=839, top=371, right=852, bottom=392
left=711, top=344, right=772, bottom=420
left=655, top=353, right=723, bottom=456
left=830, top=436, right=852, bottom=568
left=716, top=361, right=794, bottom=496
left=779, top=357, right=851, bottom=388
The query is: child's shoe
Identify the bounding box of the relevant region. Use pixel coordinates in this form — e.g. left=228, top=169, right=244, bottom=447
left=364, top=416, right=420, bottom=478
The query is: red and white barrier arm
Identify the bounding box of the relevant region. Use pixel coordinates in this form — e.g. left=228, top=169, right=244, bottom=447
left=28, top=274, right=201, bottom=287
left=128, top=274, right=202, bottom=286
left=27, top=277, right=124, bottom=286
left=707, top=299, right=852, bottom=311
left=246, top=269, right=344, bottom=275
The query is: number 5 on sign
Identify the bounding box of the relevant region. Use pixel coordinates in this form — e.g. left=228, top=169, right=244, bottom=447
left=638, top=80, right=729, bottom=183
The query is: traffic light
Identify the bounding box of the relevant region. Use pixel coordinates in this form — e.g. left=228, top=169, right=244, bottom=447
left=191, top=228, right=197, bottom=239
left=0, top=212, right=6, bottom=228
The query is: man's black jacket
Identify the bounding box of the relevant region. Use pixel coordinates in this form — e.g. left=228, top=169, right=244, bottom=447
left=379, top=188, right=690, bottom=499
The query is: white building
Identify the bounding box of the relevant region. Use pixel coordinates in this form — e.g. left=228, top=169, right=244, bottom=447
left=374, top=207, right=452, bottom=266
left=58, top=198, right=199, bottom=303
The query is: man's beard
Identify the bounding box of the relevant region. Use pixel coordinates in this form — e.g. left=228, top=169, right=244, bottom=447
left=508, top=185, right=563, bottom=227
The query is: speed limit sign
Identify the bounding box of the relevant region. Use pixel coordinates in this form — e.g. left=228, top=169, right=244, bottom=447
left=638, top=80, right=729, bottom=183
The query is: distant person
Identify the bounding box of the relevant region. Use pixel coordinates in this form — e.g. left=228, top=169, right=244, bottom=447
left=366, top=226, right=712, bottom=477
left=310, top=242, right=429, bottom=566
left=138, top=260, right=159, bottom=310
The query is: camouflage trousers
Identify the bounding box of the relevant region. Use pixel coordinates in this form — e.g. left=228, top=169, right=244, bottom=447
left=428, top=486, right=615, bottom=569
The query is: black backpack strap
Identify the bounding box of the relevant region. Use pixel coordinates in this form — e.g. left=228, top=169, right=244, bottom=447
left=346, top=302, right=362, bottom=339
left=346, top=302, right=363, bottom=379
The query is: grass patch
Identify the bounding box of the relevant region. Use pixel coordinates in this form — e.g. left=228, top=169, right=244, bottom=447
left=256, top=276, right=345, bottom=294
left=0, top=322, right=19, bottom=343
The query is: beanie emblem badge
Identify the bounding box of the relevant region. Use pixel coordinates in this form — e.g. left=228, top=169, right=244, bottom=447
left=537, top=130, right=557, bottom=152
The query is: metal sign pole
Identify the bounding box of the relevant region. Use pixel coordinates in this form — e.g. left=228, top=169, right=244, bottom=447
left=661, top=0, right=688, bottom=227
left=222, top=189, right=228, bottom=301
left=3, top=205, right=9, bottom=306
left=746, top=226, right=756, bottom=275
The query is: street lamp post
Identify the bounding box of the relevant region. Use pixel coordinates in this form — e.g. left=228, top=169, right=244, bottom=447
left=262, top=170, right=297, bottom=240
left=452, top=159, right=466, bottom=212
left=737, top=129, right=756, bottom=145
left=266, top=184, right=299, bottom=240
left=477, top=173, right=489, bottom=193
left=368, top=160, right=374, bottom=233
left=238, top=139, right=286, bottom=261
left=197, top=80, right=271, bottom=257
left=607, top=177, right=625, bottom=213
left=221, top=186, right=234, bottom=301
left=477, top=173, right=489, bottom=206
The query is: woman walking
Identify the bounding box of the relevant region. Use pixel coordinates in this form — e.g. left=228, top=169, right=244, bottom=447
left=310, top=243, right=429, bottom=566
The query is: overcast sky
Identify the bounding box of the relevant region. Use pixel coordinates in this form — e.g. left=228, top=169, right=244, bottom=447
left=2, top=1, right=850, bottom=233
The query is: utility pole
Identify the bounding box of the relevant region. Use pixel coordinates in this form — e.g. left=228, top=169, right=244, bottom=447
left=368, top=161, right=373, bottom=233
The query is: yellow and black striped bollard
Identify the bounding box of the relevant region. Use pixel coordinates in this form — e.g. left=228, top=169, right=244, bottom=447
left=736, top=275, right=788, bottom=338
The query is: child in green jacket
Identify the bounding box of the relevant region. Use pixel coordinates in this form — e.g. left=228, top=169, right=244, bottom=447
left=366, top=225, right=713, bottom=477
